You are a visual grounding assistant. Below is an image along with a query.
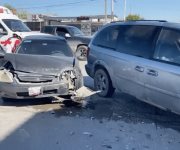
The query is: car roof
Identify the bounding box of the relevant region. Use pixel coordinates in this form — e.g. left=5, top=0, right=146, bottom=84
left=109, top=20, right=180, bottom=30
left=23, top=35, right=66, bottom=41
left=44, top=25, right=77, bottom=28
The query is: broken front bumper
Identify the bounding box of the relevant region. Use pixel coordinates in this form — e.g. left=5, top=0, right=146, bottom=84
left=0, top=82, right=71, bottom=99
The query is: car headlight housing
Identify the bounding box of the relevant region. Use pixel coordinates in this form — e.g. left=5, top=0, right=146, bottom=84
left=0, top=69, right=13, bottom=83
left=60, top=70, right=76, bottom=90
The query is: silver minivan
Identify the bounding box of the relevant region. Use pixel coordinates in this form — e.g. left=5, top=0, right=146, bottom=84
left=86, top=20, right=180, bottom=115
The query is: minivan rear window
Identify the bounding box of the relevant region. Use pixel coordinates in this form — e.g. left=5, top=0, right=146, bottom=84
left=93, top=25, right=120, bottom=50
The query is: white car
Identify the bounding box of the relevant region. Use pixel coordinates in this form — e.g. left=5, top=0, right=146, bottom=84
left=0, top=6, right=46, bottom=53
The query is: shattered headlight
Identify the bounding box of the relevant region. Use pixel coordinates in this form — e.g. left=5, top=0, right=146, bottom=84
left=60, top=70, right=76, bottom=90
left=0, top=69, right=13, bottom=83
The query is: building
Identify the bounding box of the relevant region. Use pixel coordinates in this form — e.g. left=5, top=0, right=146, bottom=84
left=24, top=14, right=119, bottom=35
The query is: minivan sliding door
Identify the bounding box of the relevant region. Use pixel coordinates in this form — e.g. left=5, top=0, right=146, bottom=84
left=115, top=25, right=160, bottom=101
left=146, top=28, right=180, bottom=113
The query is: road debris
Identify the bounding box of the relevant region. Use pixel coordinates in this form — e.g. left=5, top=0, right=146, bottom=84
left=72, top=86, right=97, bottom=101
left=52, top=96, right=65, bottom=103
left=70, top=131, right=75, bottom=136
left=90, top=117, right=95, bottom=120
left=102, top=144, right=112, bottom=149
left=83, top=132, right=93, bottom=137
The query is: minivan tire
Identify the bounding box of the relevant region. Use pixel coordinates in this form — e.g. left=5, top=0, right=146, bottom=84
left=76, top=45, right=87, bottom=61
left=94, top=68, right=115, bottom=97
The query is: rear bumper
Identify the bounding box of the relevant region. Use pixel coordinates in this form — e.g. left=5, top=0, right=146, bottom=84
left=85, top=64, right=94, bottom=78
left=0, top=82, right=71, bottom=99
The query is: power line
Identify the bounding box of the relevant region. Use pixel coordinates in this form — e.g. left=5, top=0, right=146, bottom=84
left=17, top=0, right=96, bottom=10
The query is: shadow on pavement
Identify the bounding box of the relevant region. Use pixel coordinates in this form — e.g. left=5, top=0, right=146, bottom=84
left=0, top=98, right=53, bottom=107
left=1, top=92, right=180, bottom=150
left=52, top=92, right=180, bottom=132
left=1, top=85, right=180, bottom=133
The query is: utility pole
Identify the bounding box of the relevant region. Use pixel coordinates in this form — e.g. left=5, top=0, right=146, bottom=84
left=123, top=0, right=127, bottom=21
left=104, top=0, right=107, bottom=23
left=111, top=0, right=114, bottom=21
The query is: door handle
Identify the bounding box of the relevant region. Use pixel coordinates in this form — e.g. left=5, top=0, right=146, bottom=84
left=147, top=69, right=158, bottom=77
left=135, top=66, right=144, bottom=72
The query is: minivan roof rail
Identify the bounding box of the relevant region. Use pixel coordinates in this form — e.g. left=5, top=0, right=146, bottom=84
left=127, top=20, right=167, bottom=22
left=111, top=20, right=167, bottom=23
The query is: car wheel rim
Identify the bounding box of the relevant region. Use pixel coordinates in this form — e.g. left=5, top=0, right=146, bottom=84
left=95, top=73, right=108, bottom=94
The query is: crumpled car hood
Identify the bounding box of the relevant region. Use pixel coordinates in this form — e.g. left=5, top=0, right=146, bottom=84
left=4, top=54, right=74, bottom=76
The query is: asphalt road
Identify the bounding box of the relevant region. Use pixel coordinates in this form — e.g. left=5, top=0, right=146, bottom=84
left=0, top=61, right=180, bottom=150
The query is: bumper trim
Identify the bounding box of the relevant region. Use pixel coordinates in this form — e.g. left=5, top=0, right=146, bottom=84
left=85, top=64, right=94, bottom=78
left=0, top=82, right=70, bottom=99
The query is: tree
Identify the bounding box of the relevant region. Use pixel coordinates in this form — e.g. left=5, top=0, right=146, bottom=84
left=3, top=4, right=17, bottom=14
left=3, top=4, right=28, bottom=20
left=17, top=11, right=28, bottom=20
left=126, top=14, right=143, bottom=21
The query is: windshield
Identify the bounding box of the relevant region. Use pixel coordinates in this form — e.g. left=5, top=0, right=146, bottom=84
left=3, top=19, right=31, bottom=32
left=17, top=39, right=73, bottom=57
left=69, top=26, right=84, bottom=36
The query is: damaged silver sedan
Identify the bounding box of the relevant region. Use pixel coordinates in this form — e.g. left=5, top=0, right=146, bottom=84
left=0, top=35, right=83, bottom=99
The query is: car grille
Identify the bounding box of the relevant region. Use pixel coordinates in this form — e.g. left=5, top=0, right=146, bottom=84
left=17, top=75, right=55, bottom=83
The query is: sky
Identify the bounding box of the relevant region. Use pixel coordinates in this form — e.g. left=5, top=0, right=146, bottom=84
left=0, top=0, right=180, bottom=22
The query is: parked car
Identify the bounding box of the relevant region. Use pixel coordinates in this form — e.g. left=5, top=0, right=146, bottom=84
left=0, top=6, right=47, bottom=53
left=0, top=35, right=83, bottom=100
left=41, top=25, right=91, bottom=61
left=86, top=20, right=180, bottom=115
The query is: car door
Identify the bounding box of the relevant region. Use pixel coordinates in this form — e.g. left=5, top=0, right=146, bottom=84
left=0, top=22, right=10, bottom=53
left=114, top=25, right=161, bottom=100
left=55, top=27, right=77, bottom=50
left=41, top=26, right=54, bottom=34
left=145, top=28, right=180, bottom=114
left=56, top=27, right=70, bottom=38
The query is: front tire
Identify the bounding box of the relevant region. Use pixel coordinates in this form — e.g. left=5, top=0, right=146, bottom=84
left=76, top=45, right=87, bottom=61
left=94, top=68, right=115, bottom=97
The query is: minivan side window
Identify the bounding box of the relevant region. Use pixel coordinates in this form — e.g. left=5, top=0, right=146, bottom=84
left=117, top=25, right=159, bottom=59
left=154, top=28, right=180, bottom=65
left=93, top=25, right=119, bottom=50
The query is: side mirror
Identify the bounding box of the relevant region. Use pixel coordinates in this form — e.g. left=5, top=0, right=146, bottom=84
left=0, top=28, right=7, bottom=35
left=65, top=33, right=71, bottom=38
